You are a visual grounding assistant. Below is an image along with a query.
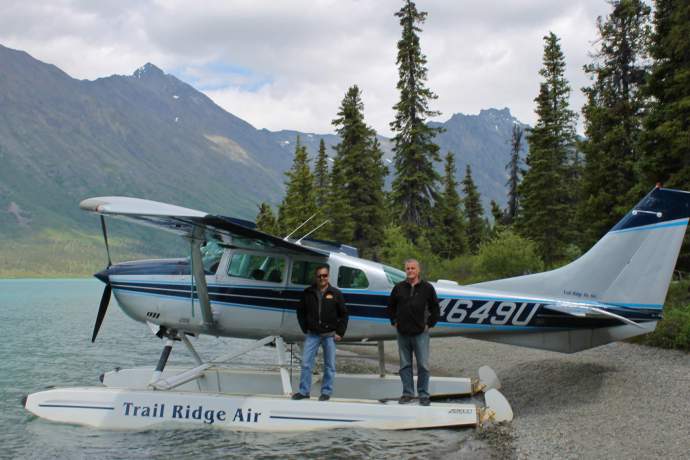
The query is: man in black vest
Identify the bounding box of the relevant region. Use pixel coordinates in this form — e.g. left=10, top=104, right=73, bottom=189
left=387, top=259, right=439, bottom=406
left=292, top=264, right=348, bottom=401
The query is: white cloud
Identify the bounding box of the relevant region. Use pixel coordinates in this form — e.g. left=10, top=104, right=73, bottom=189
left=0, top=0, right=613, bottom=135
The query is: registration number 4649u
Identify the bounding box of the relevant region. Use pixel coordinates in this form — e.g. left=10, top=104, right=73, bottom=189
left=439, top=298, right=540, bottom=326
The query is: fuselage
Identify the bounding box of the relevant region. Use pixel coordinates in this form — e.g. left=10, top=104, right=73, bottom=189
left=101, top=245, right=660, bottom=350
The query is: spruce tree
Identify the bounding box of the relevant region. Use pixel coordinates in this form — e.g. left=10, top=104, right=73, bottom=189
left=639, top=0, right=690, bottom=190
left=505, top=124, right=524, bottom=224
left=390, top=0, right=442, bottom=241
left=326, top=155, right=354, bottom=243
left=314, top=139, right=330, bottom=209
left=277, top=137, right=318, bottom=237
left=639, top=0, right=690, bottom=270
left=578, top=0, right=651, bottom=248
left=330, top=85, right=387, bottom=259
left=255, top=202, right=277, bottom=235
left=517, top=32, right=578, bottom=265
left=310, top=138, right=331, bottom=240
left=364, top=137, right=389, bottom=259
left=490, top=200, right=504, bottom=224
left=462, top=165, right=485, bottom=254
left=430, top=152, right=467, bottom=259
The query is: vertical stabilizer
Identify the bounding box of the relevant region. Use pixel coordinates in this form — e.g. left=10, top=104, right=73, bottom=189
left=471, top=187, right=690, bottom=309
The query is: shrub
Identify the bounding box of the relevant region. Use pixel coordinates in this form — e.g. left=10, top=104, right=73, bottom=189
left=475, top=230, right=543, bottom=280
left=639, top=281, right=690, bottom=351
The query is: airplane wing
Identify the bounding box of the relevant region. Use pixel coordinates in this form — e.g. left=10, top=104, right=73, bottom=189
left=542, top=301, right=644, bottom=328
left=79, top=196, right=326, bottom=257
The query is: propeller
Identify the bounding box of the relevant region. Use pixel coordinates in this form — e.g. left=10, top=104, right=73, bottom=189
left=92, top=215, right=112, bottom=343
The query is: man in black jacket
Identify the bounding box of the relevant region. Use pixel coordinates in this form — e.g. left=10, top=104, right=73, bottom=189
left=387, top=259, right=440, bottom=406
left=292, top=264, right=348, bottom=401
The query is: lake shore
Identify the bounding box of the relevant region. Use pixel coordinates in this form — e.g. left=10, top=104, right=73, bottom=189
left=349, top=337, right=690, bottom=459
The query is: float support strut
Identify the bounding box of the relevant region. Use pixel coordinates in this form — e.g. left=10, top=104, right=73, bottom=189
left=150, top=339, right=174, bottom=385
left=378, top=341, right=386, bottom=377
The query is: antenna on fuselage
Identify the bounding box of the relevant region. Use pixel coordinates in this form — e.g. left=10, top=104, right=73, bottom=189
left=296, top=220, right=330, bottom=244
left=283, top=213, right=318, bottom=241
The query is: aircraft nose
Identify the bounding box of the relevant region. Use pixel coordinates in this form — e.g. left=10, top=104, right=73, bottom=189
left=94, top=268, right=110, bottom=284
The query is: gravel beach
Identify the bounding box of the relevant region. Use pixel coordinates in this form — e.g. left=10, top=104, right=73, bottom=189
left=356, top=338, right=690, bottom=459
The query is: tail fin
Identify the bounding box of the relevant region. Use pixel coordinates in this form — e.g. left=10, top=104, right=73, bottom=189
left=471, top=187, right=690, bottom=310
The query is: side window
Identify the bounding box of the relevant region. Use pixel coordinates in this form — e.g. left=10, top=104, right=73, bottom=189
left=291, top=260, right=329, bottom=285
left=228, top=253, right=285, bottom=283
left=338, top=266, right=369, bottom=289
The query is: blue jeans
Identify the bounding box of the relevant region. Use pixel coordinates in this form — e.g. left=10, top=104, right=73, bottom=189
left=298, top=333, right=336, bottom=396
left=397, top=331, right=430, bottom=398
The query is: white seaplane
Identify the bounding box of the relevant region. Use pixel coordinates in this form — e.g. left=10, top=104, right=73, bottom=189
left=24, top=186, right=690, bottom=431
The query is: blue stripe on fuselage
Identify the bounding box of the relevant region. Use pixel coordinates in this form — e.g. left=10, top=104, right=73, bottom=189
left=110, top=280, right=661, bottom=325
left=111, top=279, right=662, bottom=311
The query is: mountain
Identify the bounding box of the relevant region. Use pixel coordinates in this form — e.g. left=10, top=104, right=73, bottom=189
left=0, top=44, right=528, bottom=275
left=267, top=109, right=528, bottom=211
left=430, top=108, right=530, bottom=211
left=0, top=45, right=291, bottom=237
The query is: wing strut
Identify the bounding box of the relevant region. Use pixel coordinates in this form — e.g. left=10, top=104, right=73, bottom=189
left=190, top=227, right=215, bottom=330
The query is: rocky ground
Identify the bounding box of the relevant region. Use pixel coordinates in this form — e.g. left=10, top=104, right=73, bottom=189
left=346, top=338, right=690, bottom=459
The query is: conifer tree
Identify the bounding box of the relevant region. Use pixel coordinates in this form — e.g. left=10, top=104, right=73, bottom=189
left=309, top=138, right=332, bottom=240
left=364, top=137, right=389, bottom=258
left=255, top=202, right=277, bottom=235
left=430, top=152, right=466, bottom=259
left=462, top=165, right=485, bottom=254
left=639, top=0, right=690, bottom=191
left=578, top=0, right=650, bottom=249
left=505, top=124, right=524, bottom=224
left=326, top=155, right=354, bottom=243
left=639, top=0, right=690, bottom=270
left=277, top=137, right=317, bottom=237
left=390, top=0, right=442, bottom=241
left=314, top=138, right=330, bottom=209
left=490, top=200, right=504, bottom=224
left=517, top=32, right=578, bottom=265
left=330, top=85, right=387, bottom=259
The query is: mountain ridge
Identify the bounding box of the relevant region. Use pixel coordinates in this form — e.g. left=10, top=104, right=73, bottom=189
left=0, top=44, right=528, bottom=274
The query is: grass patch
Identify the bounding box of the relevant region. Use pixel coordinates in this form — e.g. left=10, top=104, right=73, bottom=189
left=0, top=229, right=179, bottom=278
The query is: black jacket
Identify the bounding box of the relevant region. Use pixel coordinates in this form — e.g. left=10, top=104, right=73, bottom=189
left=387, top=280, right=440, bottom=336
left=297, top=284, right=348, bottom=336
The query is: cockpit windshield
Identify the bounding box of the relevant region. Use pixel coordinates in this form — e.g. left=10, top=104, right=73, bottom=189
left=201, top=241, right=224, bottom=274
left=383, top=265, right=406, bottom=286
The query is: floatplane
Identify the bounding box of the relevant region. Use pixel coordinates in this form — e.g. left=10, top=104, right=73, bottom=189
left=24, top=186, right=690, bottom=431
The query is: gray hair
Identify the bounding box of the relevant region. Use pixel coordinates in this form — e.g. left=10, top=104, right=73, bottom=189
left=404, top=258, right=421, bottom=270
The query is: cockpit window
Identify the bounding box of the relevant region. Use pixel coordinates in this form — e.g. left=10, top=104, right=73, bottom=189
left=338, top=266, right=369, bottom=289
left=201, top=241, right=224, bottom=274
left=291, top=261, right=329, bottom=285
left=383, top=266, right=406, bottom=286
left=228, top=253, right=285, bottom=283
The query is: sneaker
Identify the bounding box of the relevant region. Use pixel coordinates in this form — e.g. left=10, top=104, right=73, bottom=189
left=419, top=397, right=431, bottom=406
left=318, top=394, right=330, bottom=401
left=291, top=393, right=309, bottom=400
left=398, top=395, right=414, bottom=404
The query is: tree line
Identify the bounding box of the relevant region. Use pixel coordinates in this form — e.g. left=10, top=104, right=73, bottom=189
left=257, top=0, right=690, bottom=276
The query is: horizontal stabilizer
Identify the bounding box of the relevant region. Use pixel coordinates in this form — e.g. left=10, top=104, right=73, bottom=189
left=543, top=302, right=644, bottom=328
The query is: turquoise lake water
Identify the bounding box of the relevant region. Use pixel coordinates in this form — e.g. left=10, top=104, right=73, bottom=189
left=0, top=279, right=477, bottom=459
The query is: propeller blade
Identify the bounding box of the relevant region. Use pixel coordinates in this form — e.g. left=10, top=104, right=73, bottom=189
left=100, top=215, right=112, bottom=268
left=91, top=283, right=112, bottom=343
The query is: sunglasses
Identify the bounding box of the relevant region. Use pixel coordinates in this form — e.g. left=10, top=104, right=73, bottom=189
left=317, top=274, right=329, bottom=278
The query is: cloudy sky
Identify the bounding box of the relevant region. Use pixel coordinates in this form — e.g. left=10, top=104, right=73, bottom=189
left=1, top=0, right=614, bottom=136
